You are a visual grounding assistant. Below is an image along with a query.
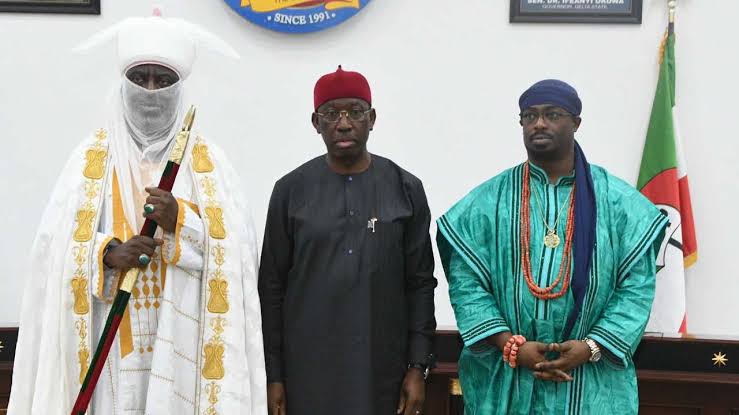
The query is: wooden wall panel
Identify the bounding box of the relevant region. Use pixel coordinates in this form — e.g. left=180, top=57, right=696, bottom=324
left=3, top=328, right=739, bottom=415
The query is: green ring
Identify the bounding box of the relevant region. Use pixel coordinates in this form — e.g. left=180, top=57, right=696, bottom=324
left=138, top=254, right=151, bottom=266
left=144, top=203, right=155, bottom=214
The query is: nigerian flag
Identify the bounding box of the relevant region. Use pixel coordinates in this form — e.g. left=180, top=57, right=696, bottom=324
left=638, top=26, right=697, bottom=334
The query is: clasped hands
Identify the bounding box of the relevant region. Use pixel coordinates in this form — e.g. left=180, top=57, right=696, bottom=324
left=494, top=333, right=592, bottom=382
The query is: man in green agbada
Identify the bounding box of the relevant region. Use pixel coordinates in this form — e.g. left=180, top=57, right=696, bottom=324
left=437, top=79, right=668, bottom=414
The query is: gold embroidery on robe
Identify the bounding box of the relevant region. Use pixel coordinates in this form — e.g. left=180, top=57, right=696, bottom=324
left=70, top=128, right=107, bottom=386
left=200, top=177, right=226, bottom=238
left=95, top=128, right=107, bottom=141
left=192, top=138, right=214, bottom=173
left=195, top=157, right=232, bottom=397
left=207, top=276, right=229, bottom=314
left=78, top=348, right=90, bottom=384
left=72, top=272, right=90, bottom=315
left=202, top=317, right=226, bottom=380
left=84, top=180, right=100, bottom=200
left=83, top=129, right=108, bottom=179
left=205, top=203, right=227, bottom=240
left=207, top=245, right=229, bottom=313
left=73, top=245, right=87, bottom=267
left=71, top=246, right=89, bottom=314
left=202, top=341, right=225, bottom=380
left=201, top=176, right=216, bottom=198
left=73, top=203, right=96, bottom=242
left=76, top=318, right=90, bottom=384
left=166, top=198, right=190, bottom=265
left=83, top=148, right=107, bottom=179
left=204, top=382, right=222, bottom=415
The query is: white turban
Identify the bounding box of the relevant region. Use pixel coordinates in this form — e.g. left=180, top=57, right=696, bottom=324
left=74, top=10, right=239, bottom=79
left=117, top=17, right=195, bottom=78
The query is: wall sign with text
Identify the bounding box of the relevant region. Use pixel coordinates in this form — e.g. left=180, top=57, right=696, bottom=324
left=225, top=0, right=371, bottom=33
left=510, top=0, right=642, bottom=24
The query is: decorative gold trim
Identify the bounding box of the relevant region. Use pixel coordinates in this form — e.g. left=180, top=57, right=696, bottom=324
left=193, top=139, right=231, bottom=410
left=206, top=245, right=229, bottom=314
left=82, top=129, right=108, bottom=179
left=449, top=378, right=463, bottom=396
left=166, top=198, right=189, bottom=265
left=205, top=203, right=227, bottom=240
left=192, top=138, right=214, bottom=173
left=202, top=317, right=227, bottom=380
left=73, top=202, right=96, bottom=242
left=83, top=148, right=107, bottom=180
left=96, top=236, right=114, bottom=299
left=201, top=177, right=216, bottom=198
left=71, top=272, right=90, bottom=315
left=200, top=176, right=227, bottom=239
left=71, top=245, right=90, bottom=315
left=204, top=381, right=221, bottom=415
left=183, top=199, right=201, bottom=217
left=207, top=277, right=229, bottom=314
left=76, top=318, right=90, bottom=384
left=70, top=128, right=109, bottom=385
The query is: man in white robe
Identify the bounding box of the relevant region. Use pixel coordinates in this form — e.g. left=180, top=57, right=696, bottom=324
left=9, top=12, right=267, bottom=415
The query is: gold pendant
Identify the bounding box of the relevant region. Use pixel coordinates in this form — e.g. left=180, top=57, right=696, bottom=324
left=544, top=230, right=560, bottom=249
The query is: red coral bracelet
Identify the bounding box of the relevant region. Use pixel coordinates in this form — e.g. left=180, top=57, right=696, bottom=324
left=502, top=335, right=527, bottom=368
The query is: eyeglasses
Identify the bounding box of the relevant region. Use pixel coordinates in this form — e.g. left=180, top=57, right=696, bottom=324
left=316, top=108, right=372, bottom=123
left=520, top=111, right=573, bottom=125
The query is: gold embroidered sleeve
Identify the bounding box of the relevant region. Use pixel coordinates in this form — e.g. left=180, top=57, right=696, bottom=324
left=91, top=233, right=116, bottom=301
left=162, top=198, right=205, bottom=268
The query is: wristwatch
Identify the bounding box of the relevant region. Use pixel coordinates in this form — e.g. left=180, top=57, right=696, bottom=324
left=408, top=353, right=436, bottom=380
left=408, top=363, right=430, bottom=380
left=582, top=338, right=602, bottom=362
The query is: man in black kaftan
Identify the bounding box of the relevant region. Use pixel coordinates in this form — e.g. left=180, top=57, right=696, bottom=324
left=259, top=66, right=437, bottom=415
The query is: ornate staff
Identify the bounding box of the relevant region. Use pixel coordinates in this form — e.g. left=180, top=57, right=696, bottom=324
left=71, top=106, right=196, bottom=414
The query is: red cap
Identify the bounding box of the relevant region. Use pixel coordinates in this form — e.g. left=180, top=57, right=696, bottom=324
left=313, top=65, right=371, bottom=110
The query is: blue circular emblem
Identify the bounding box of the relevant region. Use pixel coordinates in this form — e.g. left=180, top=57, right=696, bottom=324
left=224, top=0, right=371, bottom=34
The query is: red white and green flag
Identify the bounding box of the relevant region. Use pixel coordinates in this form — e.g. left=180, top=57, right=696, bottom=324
left=638, top=25, right=697, bottom=334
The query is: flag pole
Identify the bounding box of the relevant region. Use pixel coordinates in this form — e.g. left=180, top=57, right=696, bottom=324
left=668, top=0, right=676, bottom=34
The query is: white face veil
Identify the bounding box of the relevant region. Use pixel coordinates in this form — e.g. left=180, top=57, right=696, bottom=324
left=107, top=73, right=185, bottom=231
left=73, top=9, right=239, bottom=230
left=122, top=75, right=183, bottom=147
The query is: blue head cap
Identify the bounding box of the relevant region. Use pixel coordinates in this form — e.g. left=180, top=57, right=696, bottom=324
left=519, top=79, right=582, bottom=116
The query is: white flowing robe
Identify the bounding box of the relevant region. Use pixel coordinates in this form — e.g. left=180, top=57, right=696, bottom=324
left=9, top=127, right=267, bottom=414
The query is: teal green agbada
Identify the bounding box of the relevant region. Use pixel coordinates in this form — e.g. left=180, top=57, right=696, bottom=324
left=437, top=162, right=668, bottom=414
